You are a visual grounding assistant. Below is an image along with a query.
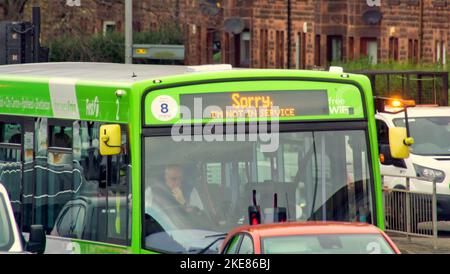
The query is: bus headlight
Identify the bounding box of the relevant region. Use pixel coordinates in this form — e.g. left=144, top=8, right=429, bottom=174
left=414, top=164, right=445, bottom=183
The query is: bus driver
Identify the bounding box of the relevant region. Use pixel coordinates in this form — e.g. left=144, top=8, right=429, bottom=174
left=148, top=165, right=204, bottom=213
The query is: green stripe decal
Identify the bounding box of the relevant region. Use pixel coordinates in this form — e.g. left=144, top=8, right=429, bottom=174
left=0, top=77, right=130, bottom=123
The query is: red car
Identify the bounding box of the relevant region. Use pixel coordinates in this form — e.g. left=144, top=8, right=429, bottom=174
left=220, top=222, right=401, bottom=254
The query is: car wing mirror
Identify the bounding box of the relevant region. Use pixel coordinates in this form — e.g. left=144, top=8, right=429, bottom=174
left=26, top=225, right=46, bottom=254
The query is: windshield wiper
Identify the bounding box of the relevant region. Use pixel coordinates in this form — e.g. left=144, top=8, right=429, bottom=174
left=205, top=233, right=228, bottom=239
left=197, top=233, right=228, bottom=254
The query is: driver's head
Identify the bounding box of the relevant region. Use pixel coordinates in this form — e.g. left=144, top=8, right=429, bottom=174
left=164, top=165, right=183, bottom=190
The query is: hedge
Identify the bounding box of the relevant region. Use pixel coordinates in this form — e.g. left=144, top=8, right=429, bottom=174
left=46, top=26, right=183, bottom=63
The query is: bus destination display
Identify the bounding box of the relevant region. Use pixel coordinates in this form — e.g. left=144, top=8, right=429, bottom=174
left=180, top=90, right=330, bottom=120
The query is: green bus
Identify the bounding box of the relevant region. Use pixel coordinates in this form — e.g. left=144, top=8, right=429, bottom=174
left=0, top=63, right=410, bottom=254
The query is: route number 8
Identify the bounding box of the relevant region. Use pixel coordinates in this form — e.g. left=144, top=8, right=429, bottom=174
left=161, top=103, right=169, bottom=114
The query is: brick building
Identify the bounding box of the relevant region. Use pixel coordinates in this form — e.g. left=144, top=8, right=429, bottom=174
left=0, top=0, right=447, bottom=67
left=184, top=0, right=450, bottom=68
left=15, top=0, right=179, bottom=42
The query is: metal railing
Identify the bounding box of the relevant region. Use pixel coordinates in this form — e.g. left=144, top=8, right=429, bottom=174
left=349, top=71, right=449, bottom=106
left=382, top=174, right=438, bottom=249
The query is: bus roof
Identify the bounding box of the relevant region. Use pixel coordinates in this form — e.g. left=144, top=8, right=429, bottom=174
left=0, top=62, right=194, bottom=83
left=0, top=62, right=367, bottom=85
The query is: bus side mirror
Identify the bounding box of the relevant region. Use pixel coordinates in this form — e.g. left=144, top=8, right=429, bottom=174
left=100, top=125, right=122, bottom=156
left=389, top=127, right=413, bottom=159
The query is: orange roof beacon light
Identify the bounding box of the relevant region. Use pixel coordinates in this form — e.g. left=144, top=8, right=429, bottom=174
left=387, top=99, right=416, bottom=109
left=375, top=96, right=416, bottom=114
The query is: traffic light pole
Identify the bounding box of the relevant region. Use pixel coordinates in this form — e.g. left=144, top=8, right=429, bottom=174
left=125, top=0, right=133, bottom=64
left=32, top=7, right=40, bottom=63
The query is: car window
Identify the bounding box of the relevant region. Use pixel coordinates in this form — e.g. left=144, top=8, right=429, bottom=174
left=224, top=234, right=242, bottom=254
left=376, top=119, right=389, bottom=145
left=0, top=194, right=13, bottom=251
left=237, top=234, right=254, bottom=254
left=261, top=234, right=395, bottom=254
left=57, top=205, right=86, bottom=239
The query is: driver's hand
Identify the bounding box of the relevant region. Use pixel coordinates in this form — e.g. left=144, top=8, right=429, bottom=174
left=172, top=187, right=186, bottom=205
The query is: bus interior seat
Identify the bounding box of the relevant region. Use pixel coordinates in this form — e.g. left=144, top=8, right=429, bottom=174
left=8, top=133, right=21, bottom=144
left=51, top=127, right=71, bottom=149
left=201, top=183, right=231, bottom=220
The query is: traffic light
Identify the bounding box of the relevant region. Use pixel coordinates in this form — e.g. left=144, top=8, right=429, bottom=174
left=248, top=205, right=261, bottom=226
left=248, top=190, right=261, bottom=225
left=0, top=21, right=34, bottom=65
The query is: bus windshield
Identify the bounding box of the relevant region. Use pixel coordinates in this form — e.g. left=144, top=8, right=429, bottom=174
left=143, top=129, right=374, bottom=254
left=394, top=117, right=450, bottom=156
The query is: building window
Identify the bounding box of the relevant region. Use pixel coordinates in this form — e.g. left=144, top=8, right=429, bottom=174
left=296, top=32, right=306, bottom=69
left=239, top=31, right=251, bottom=67
left=197, top=27, right=202, bottom=65
left=361, top=38, right=378, bottom=64
left=408, top=39, right=419, bottom=64
left=213, top=32, right=222, bottom=64
left=103, top=21, right=116, bottom=35
left=389, top=37, right=399, bottom=61
left=224, top=33, right=230, bottom=64
left=276, top=30, right=285, bottom=68
left=260, top=29, right=268, bottom=68
left=207, top=29, right=214, bottom=64
left=348, top=37, right=355, bottom=61
left=327, top=36, right=343, bottom=63
left=314, top=34, right=321, bottom=67
left=436, top=40, right=446, bottom=65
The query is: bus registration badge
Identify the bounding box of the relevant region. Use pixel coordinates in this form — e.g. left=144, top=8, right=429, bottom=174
left=151, top=95, right=179, bottom=122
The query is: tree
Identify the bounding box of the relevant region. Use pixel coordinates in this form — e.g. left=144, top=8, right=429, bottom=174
left=0, top=0, right=29, bottom=20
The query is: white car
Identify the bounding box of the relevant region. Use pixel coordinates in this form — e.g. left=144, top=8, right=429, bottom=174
left=376, top=106, right=450, bottom=220
left=0, top=184, right=46, bottom=254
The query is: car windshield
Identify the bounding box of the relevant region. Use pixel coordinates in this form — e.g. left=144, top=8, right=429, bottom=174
left=0, top=193, right=13, bottom=252
left=394, top=117, right=450, bottom=155
left=143, top=130, right=374, bottom=253
left=261, top=234, right=395, bottom=254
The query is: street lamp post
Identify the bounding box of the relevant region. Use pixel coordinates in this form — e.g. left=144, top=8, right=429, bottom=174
left=125, top=0, right=133, bottom=64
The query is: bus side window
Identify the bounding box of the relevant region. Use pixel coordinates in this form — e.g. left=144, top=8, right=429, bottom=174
left=51, top=122, right=131, bottom=246
left=0, top=121, right=22, bottom=225
left=105, top=127, right=131, bottom=244
left=34, top=120, right=74, bottom=234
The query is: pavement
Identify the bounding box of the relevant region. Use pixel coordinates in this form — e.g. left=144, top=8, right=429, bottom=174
left=388, top=232, right=450, bottom=254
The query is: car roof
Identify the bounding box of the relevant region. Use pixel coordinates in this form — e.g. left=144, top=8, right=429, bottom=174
left=377, top=106, right=450, bottom=120
left=231, top=222, right=382, bottom=238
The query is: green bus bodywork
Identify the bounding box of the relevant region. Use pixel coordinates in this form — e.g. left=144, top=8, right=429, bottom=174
left=0, top=63, right=383, bottom=254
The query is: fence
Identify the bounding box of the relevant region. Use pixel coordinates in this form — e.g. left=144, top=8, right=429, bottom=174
left=382, top=174, right=438, bottom=249
left=350, top=71, right=449, bottom=106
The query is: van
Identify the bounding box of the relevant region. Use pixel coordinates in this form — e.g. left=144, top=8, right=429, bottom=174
left=376, top=106, right=450, bottom=220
